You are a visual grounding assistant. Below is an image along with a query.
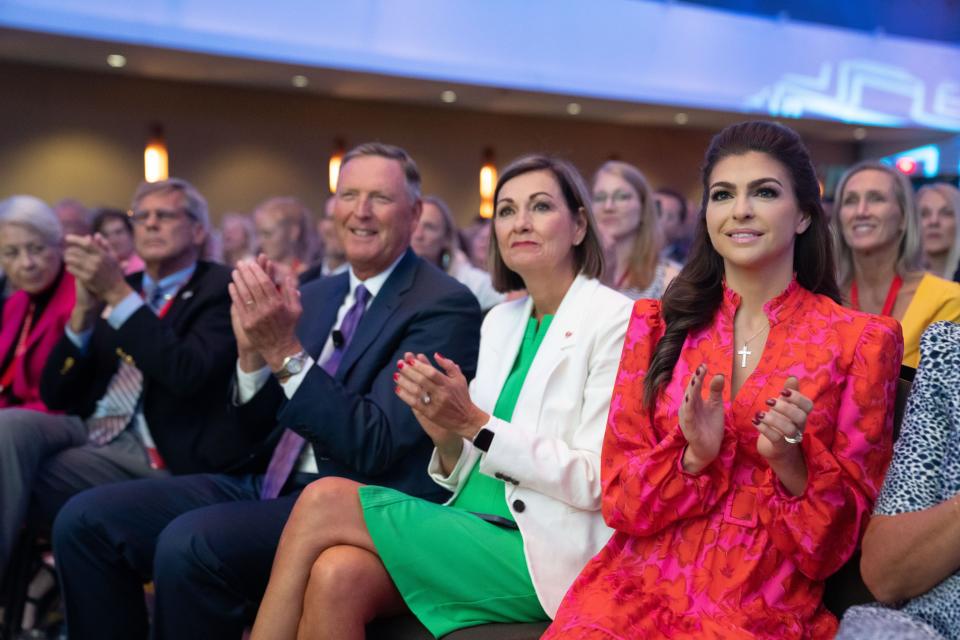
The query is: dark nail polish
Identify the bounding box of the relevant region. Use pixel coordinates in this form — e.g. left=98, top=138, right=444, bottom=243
left=765, top=398, right=776, bottom=406
left=781, top=389, right=792, bottom=397
left=690, top=379, right=695, bottom=387
left=752, top=417, right=760, bottom=425
left=756, top=411, right=765, bottom=420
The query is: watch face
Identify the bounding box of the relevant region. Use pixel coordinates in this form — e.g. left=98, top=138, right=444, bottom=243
left=287, top=357, right=304, bottom=374
left=277, top=352, right=307, bottom=380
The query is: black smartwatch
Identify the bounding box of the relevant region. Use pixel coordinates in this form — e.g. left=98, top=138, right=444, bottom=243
left=473, top=427, right=494, bottom=452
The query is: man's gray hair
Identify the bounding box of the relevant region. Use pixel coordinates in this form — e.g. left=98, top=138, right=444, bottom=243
left=131, top=178, right=210, bottom=230
left=0, top=195, right=62, bottom=246
left=339, top=142, right=421, bottom=202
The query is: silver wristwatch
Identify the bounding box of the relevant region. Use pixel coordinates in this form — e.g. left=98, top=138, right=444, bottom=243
left=273, top=350, right=308, bottom=383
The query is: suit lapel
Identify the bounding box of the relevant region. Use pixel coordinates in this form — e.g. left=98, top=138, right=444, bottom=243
left=511, top=275, right=590, bottom=429
left=299, top=276, right=348, bottom=358
left=475, top=296, right=533, bottom=413
left=335, top=250, right=418, bottom=378
left=160, top=265, right=201, bottom=325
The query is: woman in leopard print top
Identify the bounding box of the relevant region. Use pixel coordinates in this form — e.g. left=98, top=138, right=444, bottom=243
left=837, top=320, right=960, bottom=640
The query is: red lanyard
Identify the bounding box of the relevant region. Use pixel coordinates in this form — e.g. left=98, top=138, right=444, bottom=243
left=850, top=274, right=902, bottom=317
left=615, top=269, right=630, bottom=289
left=0, top=301, right=36, bottom=390
left=155, top=294, right=176, bottom=319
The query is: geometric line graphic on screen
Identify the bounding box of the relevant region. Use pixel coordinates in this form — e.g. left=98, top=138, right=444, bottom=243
left=746, top=59, right=960, bottom=131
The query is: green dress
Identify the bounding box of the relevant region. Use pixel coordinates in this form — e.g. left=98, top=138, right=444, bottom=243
left=359, top=315, right=553, bottom=637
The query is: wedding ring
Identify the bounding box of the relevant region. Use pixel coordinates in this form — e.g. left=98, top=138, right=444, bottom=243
left=783, top=432, right=803, bottom=445
left=421, top=392, right=432, bottom=405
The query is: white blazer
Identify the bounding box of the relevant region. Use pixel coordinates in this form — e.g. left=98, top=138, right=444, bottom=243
left=428, top=274, right=633, bottom=617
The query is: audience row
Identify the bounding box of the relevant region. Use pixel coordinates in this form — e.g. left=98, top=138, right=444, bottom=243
left=0, top=124, right=958, bottom=640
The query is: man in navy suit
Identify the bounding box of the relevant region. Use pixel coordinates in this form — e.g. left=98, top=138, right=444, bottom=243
left=52, top=143, right=482, bottom=640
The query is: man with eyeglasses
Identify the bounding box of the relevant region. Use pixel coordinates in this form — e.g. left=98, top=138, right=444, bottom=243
left=0, top=178, right=261, bottom=588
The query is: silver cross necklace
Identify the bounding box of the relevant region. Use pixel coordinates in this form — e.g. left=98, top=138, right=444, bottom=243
left=736, top=324, right=770, bottom=368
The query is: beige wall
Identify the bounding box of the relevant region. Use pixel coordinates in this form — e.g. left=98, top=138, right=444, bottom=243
left=0, top=60, right=857, bottom=227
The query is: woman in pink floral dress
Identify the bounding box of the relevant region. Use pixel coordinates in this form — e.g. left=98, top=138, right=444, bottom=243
left=545, top=121, right=903, bottom=639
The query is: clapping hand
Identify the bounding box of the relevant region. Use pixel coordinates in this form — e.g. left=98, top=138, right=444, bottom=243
left=678, top=364, right=726, bottom=473
left=64, top=233, right=131, bottom=306
left=228, top=254, right=303, bottom=371
left=394, top=352, right=489, bottom=467
left=753, top=376, right=811, bottom=460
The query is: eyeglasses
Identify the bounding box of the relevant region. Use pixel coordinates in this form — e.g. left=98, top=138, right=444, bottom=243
left=0, top=243, right=53, bottom=262
left=127, top=208, right=196, bottom=225
left=592, top=191, right=637, bottom=206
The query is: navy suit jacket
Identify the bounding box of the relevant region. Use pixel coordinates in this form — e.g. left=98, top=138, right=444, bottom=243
left=39, top=261, right=251, bottom=474
left=238, top=249, right=482, bottom=502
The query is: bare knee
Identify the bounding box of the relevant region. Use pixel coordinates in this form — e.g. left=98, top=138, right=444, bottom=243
left=288, top=477, right=362, bottom=529
left=305, top=546, right=389, bottom=616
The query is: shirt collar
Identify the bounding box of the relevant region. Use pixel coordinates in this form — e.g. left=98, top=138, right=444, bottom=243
left=142, top=262, right=197, bottom=302
left=347, top=252, right=405, bottom=301
left=721, top=276, right=806, bottom=326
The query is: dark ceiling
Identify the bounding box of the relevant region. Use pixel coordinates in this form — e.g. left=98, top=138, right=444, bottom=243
left=677, top=0, right=960, bottom=44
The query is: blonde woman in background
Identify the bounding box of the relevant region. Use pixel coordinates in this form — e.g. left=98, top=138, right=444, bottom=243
left=833, top=161, right=960, bottom=367
left=592, top=161, right=680, bottom=299
left=917, top=182, right=960, bottom=282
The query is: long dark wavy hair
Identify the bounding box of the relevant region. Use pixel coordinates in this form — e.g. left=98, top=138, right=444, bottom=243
left=642, top=121, right=841, bottom=408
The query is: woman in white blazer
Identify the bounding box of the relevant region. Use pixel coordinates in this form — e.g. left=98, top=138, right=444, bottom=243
left=250, top=155, right=634, bottom=640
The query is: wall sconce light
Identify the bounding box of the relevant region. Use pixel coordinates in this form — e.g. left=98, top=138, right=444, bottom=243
left=144, top=124, right=169, bottom=183
left=329, top=138, right=346, bottom=194
left=479, top=148, right=497, bottom=219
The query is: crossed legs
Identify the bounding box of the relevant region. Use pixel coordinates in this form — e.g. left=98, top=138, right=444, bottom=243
left=251, top=477, right=405, bottom=640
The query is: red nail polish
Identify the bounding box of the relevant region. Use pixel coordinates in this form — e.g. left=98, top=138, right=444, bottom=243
left=393, top=373, right=399, bottom=381
left=765, top=398, right=776, bottom=406
left=397, top=362, right=404, bottom=370
left=394, top=386, right=400, bottom=393
left=781, top=389, right=792, bottom=397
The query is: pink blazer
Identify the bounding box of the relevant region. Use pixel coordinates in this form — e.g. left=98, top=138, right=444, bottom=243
left=0, top=270, right=76, bottom=412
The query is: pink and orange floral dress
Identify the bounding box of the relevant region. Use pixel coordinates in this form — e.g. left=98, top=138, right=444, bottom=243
left=545, top=281, right=903, bottom=639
